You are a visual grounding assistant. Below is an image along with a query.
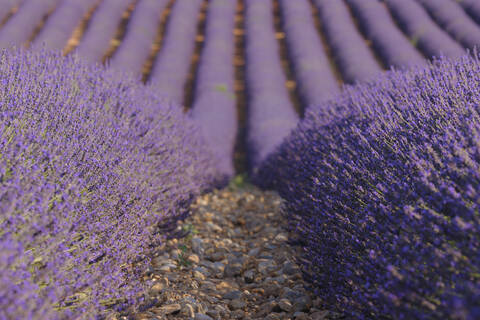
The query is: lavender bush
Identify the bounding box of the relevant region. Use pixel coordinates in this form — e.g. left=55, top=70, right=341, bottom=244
left=245, top=0, right=299, bottom=171
left=458, top=0, right=480, bottom=24
left=278, top=0, right=340, bottom=107
left=75, top=0, right=133, bottom=64
left=109, top=0, right=169, bottom=78
left=191, top=0, right=237, bottom=180
left=312, top=0, right=381, bottom=84
left=32, top=0, right=97, bottom=51
left=417, top=0, right=480, bottom=51
left=346, top=0, right=426, bottom=69
left=255, top=54, right=480, bottom=319
left=0, top=48, right=219, bottom=320
left=0, top=0, right=61, bottom=49
left=149, top=0, right=204, bottom=105
left=0, top=0, right=22, bottom=25
left=385, top=0, right=465, bottom=60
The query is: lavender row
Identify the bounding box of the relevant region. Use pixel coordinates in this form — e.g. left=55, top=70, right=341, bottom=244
left=0, top=0, right=22, bottom=25
left=417, top=0, right=480, bottom=51
left=255, top=55, right=480, bottom=319
left=75, top=0, right=133, bottom=64
left=32, top=0, right=96, bottom=51
left=191, top=0, right=237, bottom=180
left=149, top=0, right=204, bottom=106
left=0, top=48, right=219, bottom=320
left=244, top=0, right=299, bottom=171
left=458, top=0, right=480, bottom=24
left=312, top=0, right=381, bottom=84
left=0, top=0, right=61, bottom=49
left=109, top=0, right=169, bottom=78
left=278, top=0, right=339, bottom=107
left=346, top=0, right=426, bottom=70
left=385, top=0, right=465, bottom=59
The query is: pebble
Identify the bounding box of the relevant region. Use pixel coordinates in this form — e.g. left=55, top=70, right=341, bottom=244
left=278, top=298, right=292, bottom=312
left=194, top=270, right=205, bottom=280
left=125, top=187, right=339, bottom=320
left=159, top=303, right=181, bottom=315
left=229, top=298, right=246, bottom=310
left=192, top=237, right=204, bottom=255
left=224, top=259, right=243, bottom=278
left=188, top=254, right=200, bottom=264
left=244, top=269, right=255, bottom=283
left=211, top=262, right=225, bottom=274
left=194, top=313, right=213, bottom=320
left=223, top=290, right=242, bottom=300
left=181, top=303, right=195, bottom=318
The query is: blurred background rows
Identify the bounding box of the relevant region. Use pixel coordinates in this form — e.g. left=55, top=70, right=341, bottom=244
left=2, top=0, right=480, bottom=172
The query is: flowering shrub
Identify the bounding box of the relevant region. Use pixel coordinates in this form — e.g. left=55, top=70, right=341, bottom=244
left=33, top=0, right=97, bottom=51
left=312, top=0, right=381, bottom=84
left=418, top=0, right=480, bottom=51
left=75, top=0, right=132, bottom=64
left=346, top=0, right=426, bottom=69
left=191, top=0, right=237, bottom=179
left=458, top=0, right=480, bottom=24
left=0, top=48, right=219, bottom=319
left=255, top=55, right=480, bottom=319
left=109, top=0, right=169, bottom=77
left=279, top=0, right=340, bottom=106
left=0, top=0, right=61, bottom=49
left=385, top=0, right=465, bottom=60
left=245, top=0, right=299, bottom=171
left=149, top=0, right=204, bottom=105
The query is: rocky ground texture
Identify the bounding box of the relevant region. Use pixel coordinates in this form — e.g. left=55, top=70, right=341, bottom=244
left=115, top=182, right=342, bottom=320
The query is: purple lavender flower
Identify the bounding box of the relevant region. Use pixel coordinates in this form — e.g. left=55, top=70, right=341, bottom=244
left=255, top=54, right=480, bottom=319
left=0, top=47, right=219, bottom=319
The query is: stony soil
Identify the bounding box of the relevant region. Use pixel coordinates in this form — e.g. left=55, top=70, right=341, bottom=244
left=113, top=184, right=342, bottom=320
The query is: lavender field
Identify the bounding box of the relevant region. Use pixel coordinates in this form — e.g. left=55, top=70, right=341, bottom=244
left=1, top=0, right=480, bottom=319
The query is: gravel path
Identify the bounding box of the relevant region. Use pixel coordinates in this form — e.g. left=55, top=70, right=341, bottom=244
left=114, top=183, right=341, bottom=320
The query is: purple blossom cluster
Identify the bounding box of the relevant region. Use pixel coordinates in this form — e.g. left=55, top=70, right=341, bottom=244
left=417, top=0, right=480, bottom=51
left=0, top=0, right=22, bottom=25
left=0, top=0, right=61, bottom=49
left=190, top=0, right=237, bottom=180
left=458, top=0, right=480, bottom=24
left=346, top=0, right=426, bottom=69
left=32, top=0, right=97, bottom=51
left=75, top=0, right=133, bottom=64
left=0, top=48, right=219, bottom=319
left=255, top=55, right=480, bottom=319
left=312, top=0, right=381, bottom=84
left=385, top=0, right=465, bottom=60
left=149, top=0, right=204, bottom=105
left=109, top=0, right=169, bottom=78
left=278, top=0, right=339, bottom=107
left=245, top=0, right=299, bottom=171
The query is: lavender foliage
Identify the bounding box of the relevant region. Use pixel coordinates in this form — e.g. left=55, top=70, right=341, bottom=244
left=32, top=0, right=97, bottom=51
left=191, top=0, right=237, bottom=180
left=245, top=0, right=299, bottom=171
left=458, top=0, right=480, bottom=24
left=417, top=0, right=480, bottom=51
left=75, top=0, right=133, bottom=64
left=278, top=0, right=340, bottom=107
left=385, top=0, right=465, bottom=59
left=346, top=0, right=426, bottom=69
left=0, top=0, right=61, bottom=49
left=0, top=0, right=22, bottom=25
left=109, top=0, right=169, bottom=78
left=255, top=55, right=480, bottom=319
left=149, top=0, right=204, bottom=106
left=0, top=48, right=219, bottom=320
left=312, top=0, right=381, bottom=84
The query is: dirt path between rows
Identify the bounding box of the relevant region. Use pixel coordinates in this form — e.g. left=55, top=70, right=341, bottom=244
left=113, top=183, right=342, bottom=320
